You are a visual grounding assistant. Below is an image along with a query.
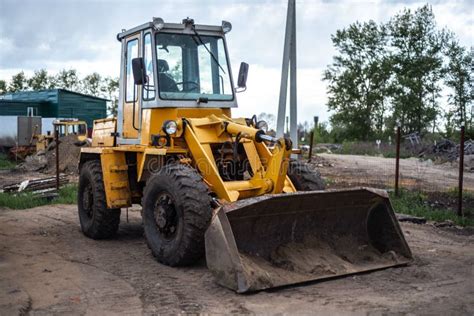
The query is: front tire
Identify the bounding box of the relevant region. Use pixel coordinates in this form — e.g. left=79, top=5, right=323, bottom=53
left=78, top=160, right=121, bottom=239
left=142, top=163, right=212, bottom=266
left=287, top=159, right=326, bottom=191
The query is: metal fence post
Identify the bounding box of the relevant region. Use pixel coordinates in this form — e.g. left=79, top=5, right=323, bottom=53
left=308, top=131, right=314, bottom=162
left=55, top=129, right=60, bottom=191
left=458, top=126, right=465, bottom=217
left=395, top=126, right=401, bottom=197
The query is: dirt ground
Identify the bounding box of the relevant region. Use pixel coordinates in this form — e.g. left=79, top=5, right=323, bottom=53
left=1, top=204, right=473, bottom=315
left=316, top=153, right=474, bottom=192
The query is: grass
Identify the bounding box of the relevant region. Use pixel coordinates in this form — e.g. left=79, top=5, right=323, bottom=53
left=332, top=141, right=421, bottom=159
left=390, top=190, right=474, bottom=227
left=445, top=187, right=474, bottom=200
left=54, top=184, right=78, bottom=204
left=0, top=154, right=17, bottom=170
left=0, top=184, right=77, bottom=209
left=324, top=177, right=336, bottom=187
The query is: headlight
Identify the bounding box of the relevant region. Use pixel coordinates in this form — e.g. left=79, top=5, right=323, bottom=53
left=163, top=120, right=177, bottom=135
left=153, top=17, right=165, bottom=31
left=256, top=120, right=268, bottom=133
left=222, top=20, right=232, bottom=33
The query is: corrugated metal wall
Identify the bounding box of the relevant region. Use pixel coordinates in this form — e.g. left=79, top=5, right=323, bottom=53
left=0, top=100, right=50, bottom=116
left=0, top=89, right=107, bottom=126
left=57, top=90, right=107, bottom=126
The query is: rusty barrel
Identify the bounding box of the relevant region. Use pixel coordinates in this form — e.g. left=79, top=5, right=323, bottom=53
left=205, top=188, right=413, bottom=293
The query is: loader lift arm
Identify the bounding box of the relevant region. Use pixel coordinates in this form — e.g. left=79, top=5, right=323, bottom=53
left=182, top=115, right=294, bottom=202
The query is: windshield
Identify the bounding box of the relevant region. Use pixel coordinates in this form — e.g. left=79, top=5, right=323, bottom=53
left=155, top=33, right=233, bottom=101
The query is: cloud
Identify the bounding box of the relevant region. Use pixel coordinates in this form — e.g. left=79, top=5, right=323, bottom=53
left=0, top=0, right=472, bottom=124
left=234, top=65, right=329, bottom=122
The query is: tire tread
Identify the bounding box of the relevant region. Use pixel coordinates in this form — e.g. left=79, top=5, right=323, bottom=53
left=78, top=160, right=121, bottom=239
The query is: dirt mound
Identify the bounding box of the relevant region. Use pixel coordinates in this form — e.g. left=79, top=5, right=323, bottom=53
left=307, top=154, right=333, bottom=168
left=45, top=135, right=83, bottom=174
left=18, top=134, right=86, bottom=174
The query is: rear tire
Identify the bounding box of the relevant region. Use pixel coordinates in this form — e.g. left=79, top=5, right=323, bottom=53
left=78, top=160, right=121, bottom=239
left=142, top=163, right=212, bottom=266
left=287, top=159, right=326, bottom=191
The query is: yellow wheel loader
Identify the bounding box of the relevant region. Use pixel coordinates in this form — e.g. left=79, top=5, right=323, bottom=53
left=78, top=17, right=412, bottom=293
left=35, top=120, right=88, bottom=151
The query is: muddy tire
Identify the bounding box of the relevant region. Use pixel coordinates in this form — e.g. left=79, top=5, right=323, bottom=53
left=78, top=160, right=121, bottom=239
left=142, top=163, right=212, bottom=266
left=287, top=159, right=325, bottom=191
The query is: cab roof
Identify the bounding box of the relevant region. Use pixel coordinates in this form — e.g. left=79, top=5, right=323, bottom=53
left=117, top=18, right=227, bottom=41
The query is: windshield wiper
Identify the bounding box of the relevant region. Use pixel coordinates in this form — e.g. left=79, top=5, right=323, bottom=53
left=192, top=26, right=226, bottom=74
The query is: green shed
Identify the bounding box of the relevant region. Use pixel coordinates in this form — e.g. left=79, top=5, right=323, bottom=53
left=0, top=89, right=108, bottom=126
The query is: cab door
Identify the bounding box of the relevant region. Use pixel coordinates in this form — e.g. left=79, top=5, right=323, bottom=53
left=122, top=34, right=141, bottom=139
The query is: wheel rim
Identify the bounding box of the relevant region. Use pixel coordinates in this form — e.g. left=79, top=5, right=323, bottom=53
left=82, top=182, right=93, bottom=219
left=154, top=192, right=179, bottom=240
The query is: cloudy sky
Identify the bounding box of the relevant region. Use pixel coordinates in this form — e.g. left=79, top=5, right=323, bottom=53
left=0, top=0, right=472, bottom=124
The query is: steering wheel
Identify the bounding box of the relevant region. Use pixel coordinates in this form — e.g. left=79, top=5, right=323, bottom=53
left=176, top=81, right=199, bottom=92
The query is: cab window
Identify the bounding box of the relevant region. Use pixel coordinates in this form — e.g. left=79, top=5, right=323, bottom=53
left=126, top=39, right=139, bottom=102
left=155, top=33, right=233, bottom=101
left=143, top=33, right=155, bottom=100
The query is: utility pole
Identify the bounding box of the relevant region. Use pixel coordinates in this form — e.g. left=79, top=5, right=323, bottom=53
left=276, top=0, right=297, bottom=148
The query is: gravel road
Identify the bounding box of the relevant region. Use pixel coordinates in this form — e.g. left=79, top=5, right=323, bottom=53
left=317, top=153, right=474, bottom=191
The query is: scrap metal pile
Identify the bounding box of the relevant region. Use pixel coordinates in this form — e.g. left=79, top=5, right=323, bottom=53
left=429, top=139, right=474, bottom=161
left=1, top=175, right=69, bottom=198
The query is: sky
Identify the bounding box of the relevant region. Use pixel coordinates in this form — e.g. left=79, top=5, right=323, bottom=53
left=0, top=0, right=472, bottom=126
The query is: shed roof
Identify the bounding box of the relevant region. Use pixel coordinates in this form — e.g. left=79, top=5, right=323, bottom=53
left=0, top=89, right=109, bottom=103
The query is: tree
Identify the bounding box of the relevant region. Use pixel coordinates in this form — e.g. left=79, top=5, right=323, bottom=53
left=27, top=69, right=50, bottom=90
left=55, top=69, right=79, bottom=91
left=443, top=40, right=473, bottom=134
left=313, top=121, right=334, bottom=144
left=257, top=112, right=276, bottom=131
left=387, top=5, right=446, bottom=134
left=8, top=71, right=27, bottom=92
left=0, top=80, right=6, bottom=95
left=323, top=20, right=390, bottom=140
left=81, top=73, right=102, bottom=96
left=104, top=77, right=120, bottom=116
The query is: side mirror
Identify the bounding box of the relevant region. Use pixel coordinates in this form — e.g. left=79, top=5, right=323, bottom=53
left=237, top=62, right=249, bottom=89
left=132, top=57, right=147, bottom=85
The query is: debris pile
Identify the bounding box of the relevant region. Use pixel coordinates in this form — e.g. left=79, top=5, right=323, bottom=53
left=308, top=154, right=333, bottom=168
left=18, top=134, right=85, bottom=174
left=314, top=144, right=342, bottom=154
left=1, top=175, right=69, bottom=198
left=427, top=139, right=474, bottom=161
left=431, top=139, right=456, bottom=156
left=396, top=213, right=427, bottom=224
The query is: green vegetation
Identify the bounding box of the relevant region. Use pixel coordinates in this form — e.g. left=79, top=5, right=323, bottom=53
left=324, top=177, right=336, bottom=187
left=445, top=187, right=474, bottom=200
left=390, top=190, right=474, bottom=227
left=322, top=4, right=472, bottom=142
left=53, top=184, right=78, bottom=204
left=0, top=184, right=77, bottom=209
left=0, top=154, right=16, bottom=170
left=330, top=141, right=416, bottom=159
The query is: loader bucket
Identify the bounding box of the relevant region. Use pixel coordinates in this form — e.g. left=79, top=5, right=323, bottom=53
left=205, top=188, right=413, bottom=293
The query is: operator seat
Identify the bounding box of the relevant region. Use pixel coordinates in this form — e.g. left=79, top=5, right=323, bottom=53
left=157, top=59, right=179, bottom=92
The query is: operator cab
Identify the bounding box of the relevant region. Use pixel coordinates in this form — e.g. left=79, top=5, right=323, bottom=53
left=116, top=17, right=249, bottom=140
